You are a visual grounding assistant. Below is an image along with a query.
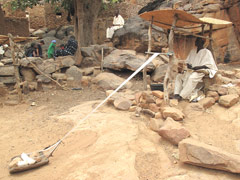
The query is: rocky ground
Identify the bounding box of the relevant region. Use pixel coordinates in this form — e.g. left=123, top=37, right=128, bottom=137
left=0, top=64, right=240, bottom=179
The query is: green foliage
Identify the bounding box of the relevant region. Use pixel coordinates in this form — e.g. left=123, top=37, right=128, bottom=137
left=8, top=0, right=121, bottom=11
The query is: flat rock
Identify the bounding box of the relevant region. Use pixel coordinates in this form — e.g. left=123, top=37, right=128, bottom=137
left=162, top=107, right=184, bottom=121
left=52, top=73, right=67, bottom=80
left=179, top=138, right=240, bottom=174
left=149, top=118, right=164, bottom=132
left=199, top=97, right=216, bottom=109
left=103, top=49, right=155, bottom=72
left=113, top=98, right=132, bottom=111
left=152, top=90, right=164, bottom=99
left=36, top=74, right=51, bottom=83
left=158, top=117, right=190, bottom=145
left=0, top=76, right=16, bottom=84
left=217, top=86, right=228, bottom=96
left=206, top=91, right=219, bottom=101
left=0, top=66, right=14, bottom=76
left=92, top=72, right=132, bottom=90
left=4, top=100, right=19, bottom=106
left=219, top=94, right=239, bottom=108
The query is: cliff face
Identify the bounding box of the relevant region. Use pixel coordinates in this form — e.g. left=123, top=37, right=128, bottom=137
left=156, top=0, right=240, bottom=63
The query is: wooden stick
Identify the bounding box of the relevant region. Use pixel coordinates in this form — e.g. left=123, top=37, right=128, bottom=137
left=8, top=34, right=22, bottom=102
left=15, top=45, right=67, bottom=90
left=143, top=16, right=153, bottom=90
left=208, top=24, right=216, bottom=62
left=101, top=48, right=104, bottom=72
left=163, top=15, right=178, bottom=104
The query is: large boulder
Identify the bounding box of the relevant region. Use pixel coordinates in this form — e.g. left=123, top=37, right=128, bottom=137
left=103, top=49, right=155, bottom=72
left=66, top=66, right=82, bottom=81
left=113, top=98, right=132, bottom=111
left=179, top=138, right=240, bottom=174
left=158, top=117, right=190, bottom=145
left=112, top=16, right=168, bottom=53
left=92, top=72, right=132, bottom=90
left=151, top=64, right=168, bottom=82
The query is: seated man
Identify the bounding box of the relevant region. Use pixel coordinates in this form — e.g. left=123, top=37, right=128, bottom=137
left=174, top=37, right=218, bottom=100
left=106, top=10, right=124, bottom=39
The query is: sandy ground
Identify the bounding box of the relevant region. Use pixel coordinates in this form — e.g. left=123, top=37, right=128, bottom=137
left=1, top=79, right=240, bottom=180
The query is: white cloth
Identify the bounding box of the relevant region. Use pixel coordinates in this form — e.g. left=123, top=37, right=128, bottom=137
left=174, top=48, right=218, bottom=99
left=0, top=46, right=4, bottom=55
left=186, top=48, right=218, bottom=78
left=106, top=15, right=124, bottom=39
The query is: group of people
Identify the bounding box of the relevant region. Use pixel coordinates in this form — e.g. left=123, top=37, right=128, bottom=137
left=25, top=40, right=45, bottom=58
left=25, top=36, right=78, bottom=59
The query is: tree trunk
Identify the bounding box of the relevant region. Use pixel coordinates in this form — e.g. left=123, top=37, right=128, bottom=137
left=73, top=0, right=102, bottom=65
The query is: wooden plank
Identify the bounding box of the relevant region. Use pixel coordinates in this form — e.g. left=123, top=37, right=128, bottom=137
left=143, top=17, right=153, bottom=90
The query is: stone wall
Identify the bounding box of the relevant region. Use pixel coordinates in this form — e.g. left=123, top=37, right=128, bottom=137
left=27, top=5, right=45, bottom=29
left=44, top=3, right=73, bottom=30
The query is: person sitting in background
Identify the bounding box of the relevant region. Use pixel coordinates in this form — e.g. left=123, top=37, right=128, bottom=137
left=55, top=44, right=65, bottom=57
left=48, top=40, right=56, bottom=59
left=174, top=37, right=218, bottom=101
left=55, top=36, right=78, bottom=57
left=36, top=40, right=45, bottom=58
left=106, top=10, right=124, bottom=39
left=25, top=43, right=37, bottom=57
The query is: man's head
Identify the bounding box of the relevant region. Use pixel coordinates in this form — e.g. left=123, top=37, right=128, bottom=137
left=115, top=10, right=119, bottom=17
left=51, top=40, right=56, bottom=44
left=195, top=37, right=205, bottom=48
left=40, top=40, right=45, bottom=45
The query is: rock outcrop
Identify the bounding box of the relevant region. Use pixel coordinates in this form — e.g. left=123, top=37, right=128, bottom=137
left=113, top=16, right=168, bottom=53
left=103, top=49, right=155, bottom=72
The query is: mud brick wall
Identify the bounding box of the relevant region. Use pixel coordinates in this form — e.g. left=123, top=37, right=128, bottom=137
left=4, top=17, right=29, bottom=37
left=27, top=5, right=45, bottom=29
left=44, top=3, right=73, bottom=29
left=0, top=5, right=6, bottom=35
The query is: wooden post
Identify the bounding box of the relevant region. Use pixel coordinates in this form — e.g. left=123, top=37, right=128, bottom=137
left=201, top=24, right=205, bottom=35
left=8, top=34, right=22, bottom=102
left=163, top=15, right=178, bottom=104
left=143, top=17, right=153, bottom=90
left=208, top=24, right=215, bottom=61
left=101, top=48, right=104, bottom=72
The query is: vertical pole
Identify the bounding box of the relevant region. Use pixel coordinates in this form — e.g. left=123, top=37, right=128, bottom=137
left=208, top=24, right=215, bottom=61
left=8, top=34, right=22, bottom=102
left=163, top=15, right=178, bottom=104
left=201, top=24, right=205, bottom=35
left=143, top=16, right=153, bottom=90
left=101, top=48, right=104, bottom=72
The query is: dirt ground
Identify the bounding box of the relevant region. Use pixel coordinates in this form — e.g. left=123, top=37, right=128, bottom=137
left=1, top=73, right=240, bottom=180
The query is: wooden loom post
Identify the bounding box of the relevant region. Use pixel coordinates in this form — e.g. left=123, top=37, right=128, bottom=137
left=8, top=34, right=22, bottom=102
left=163, top=15, right=178, bottom=104
left=143, top=17, right=153, bottom=90
left=208, top=24, right=215, bottom=61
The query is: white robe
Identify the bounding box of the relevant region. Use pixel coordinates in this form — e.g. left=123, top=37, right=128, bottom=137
left=106, top=15, right=124, bottom=39
left=174, top=48, right=218, bottom=99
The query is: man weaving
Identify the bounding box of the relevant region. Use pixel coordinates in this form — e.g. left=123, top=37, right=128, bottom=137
left=174, top=37, right=218, bottom=101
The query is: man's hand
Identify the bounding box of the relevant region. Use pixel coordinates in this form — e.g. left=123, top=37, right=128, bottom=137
left=187, top=63, right=193, bottom=69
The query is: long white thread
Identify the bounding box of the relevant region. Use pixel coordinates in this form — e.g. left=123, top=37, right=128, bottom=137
left=37, top=53, right=162, bottom=154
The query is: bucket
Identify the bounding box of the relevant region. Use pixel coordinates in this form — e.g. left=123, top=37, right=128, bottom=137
left=150, top=83, right=164, bottom=91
